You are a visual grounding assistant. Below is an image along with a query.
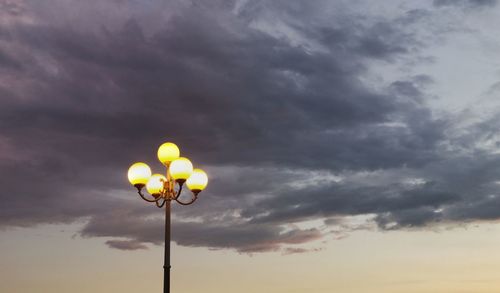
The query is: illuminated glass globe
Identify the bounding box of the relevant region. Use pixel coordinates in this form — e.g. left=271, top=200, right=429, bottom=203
left=158, top=142, right=180, bottom=165
left=169, top=157, right=193, bottom=182
left=127, top=162, right=152, bottom=187
left=146, top=174, right=166, bottom=196
left=186, top=169, right=208, bottom=193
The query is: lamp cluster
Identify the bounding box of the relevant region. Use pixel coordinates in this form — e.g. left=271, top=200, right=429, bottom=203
left=127, top=142, right=208, bottom=206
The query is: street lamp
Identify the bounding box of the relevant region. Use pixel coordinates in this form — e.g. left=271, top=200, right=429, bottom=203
left=126, top=142, right=208, bottom=293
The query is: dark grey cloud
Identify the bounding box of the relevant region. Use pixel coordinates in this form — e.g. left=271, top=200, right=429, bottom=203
left=1, top=0, right=499, bottom=254
left=80, top=200, right=323, bottom=253
left=0, top=49, right=21, bottom=68
left=433, top=0, right=497, bottom=7
left=106, top=239, right=148, bottom=250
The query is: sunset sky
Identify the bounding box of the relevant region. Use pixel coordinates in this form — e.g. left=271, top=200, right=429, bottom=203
left=2, top=0, right=500, bottom=292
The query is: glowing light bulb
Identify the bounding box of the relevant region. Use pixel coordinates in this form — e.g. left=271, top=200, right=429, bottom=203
left=146, top=174, right=166, bottom=196
left=186, top=168, right=208, bottom=193
left=169, top=157, right=193, bottom=182
left=127, top=162, right=151, bottom=187
left=157, top=142, right=180, bottom=165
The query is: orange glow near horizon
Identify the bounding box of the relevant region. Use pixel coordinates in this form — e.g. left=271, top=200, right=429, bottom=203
left=3, top=222, right=500, bottom=293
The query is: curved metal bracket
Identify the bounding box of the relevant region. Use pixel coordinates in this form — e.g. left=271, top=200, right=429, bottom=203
left=155, top=198, right=167, bottom=208
left=174, top=194, right=198, bottom=205
left=173, top=184, right=198, bottom=205
left=137, top=187, right=163, bottom=203
left=173, top=183, right=184, bottom=200
left=136, top=181, right=201, bottom=207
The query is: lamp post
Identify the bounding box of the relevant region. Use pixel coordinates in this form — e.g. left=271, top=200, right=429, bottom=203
left=126, top=142, right=208, bottom=293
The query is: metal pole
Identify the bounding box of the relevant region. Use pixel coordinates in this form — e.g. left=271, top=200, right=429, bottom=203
left=164, top=200, right=171, bottom=293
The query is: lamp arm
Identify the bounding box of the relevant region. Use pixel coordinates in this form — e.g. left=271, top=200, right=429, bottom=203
left=155, top=198, right=166, bottom=208
left=137, top=187, right=162, bottom=203
left=173, top=182, right=184, bottom=200
left=174, top=193, right=198, bottom=205
left=173, top=184, right=198, bottom=205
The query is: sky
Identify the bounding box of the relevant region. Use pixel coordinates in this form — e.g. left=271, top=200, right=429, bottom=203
left=2, top=0, right=500, bottom=292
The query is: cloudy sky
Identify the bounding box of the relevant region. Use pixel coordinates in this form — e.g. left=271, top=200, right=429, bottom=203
left=2, top=0, right=500, bottom=292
